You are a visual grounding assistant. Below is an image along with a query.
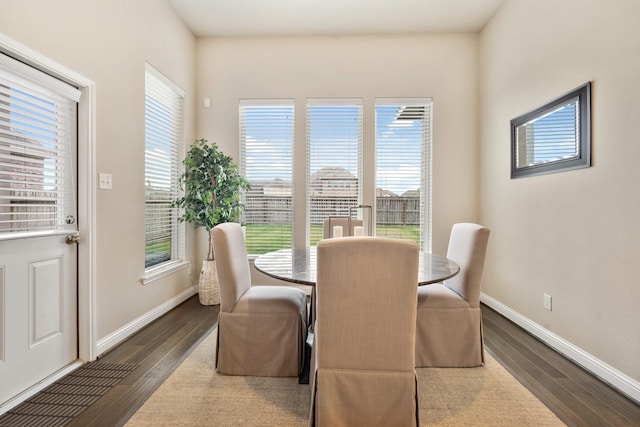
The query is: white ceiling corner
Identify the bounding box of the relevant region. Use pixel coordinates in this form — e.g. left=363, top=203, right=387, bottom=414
left=166, top=0, right=506, bottom=37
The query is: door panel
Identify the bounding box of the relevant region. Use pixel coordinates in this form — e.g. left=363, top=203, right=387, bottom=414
left=0, top=234, right=77, bottom=405
left=30, top=256, right=63, bottom=345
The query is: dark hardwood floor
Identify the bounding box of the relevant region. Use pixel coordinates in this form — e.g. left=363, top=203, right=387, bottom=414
left=67, top=296, right=639, bottom=426
left=66, top=296, right=220, bottom=427
left=482, top=307, right=640, bottom=427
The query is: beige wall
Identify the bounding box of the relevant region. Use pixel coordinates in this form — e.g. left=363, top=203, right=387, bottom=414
left=479, top=0, right=640, bottom=383
left=0, top=0, right=197, bottom=342
left=195, top=34, right=480, bottom=263
left=1, top=0, right=637, bottom=402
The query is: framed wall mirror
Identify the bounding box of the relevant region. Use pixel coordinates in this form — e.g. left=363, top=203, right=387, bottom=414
left=511, top=82, right=591, bottom=178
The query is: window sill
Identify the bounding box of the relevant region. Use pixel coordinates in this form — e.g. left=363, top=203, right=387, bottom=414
left=142, top=260, right=190, bottom=285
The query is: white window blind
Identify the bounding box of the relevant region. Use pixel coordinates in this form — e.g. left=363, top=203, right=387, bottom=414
left=0, top=53, right=80, bottom=239
left=375, top=98, right=432, bottom=251
left=239, top=100, right=294, bottom=255
left=520, top=99, right=579, bottom=165
left=144, top=64, right=184, bottom=269
left=307, top=99, right=362, bottom=245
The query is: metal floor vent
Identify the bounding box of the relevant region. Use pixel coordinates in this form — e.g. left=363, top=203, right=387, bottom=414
left=0, top=362, right=137, bottom=427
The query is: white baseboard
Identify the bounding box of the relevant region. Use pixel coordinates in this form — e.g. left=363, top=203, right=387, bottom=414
left=96, top=286, right=197, bottom=357
left=481, top=292, right=640, bottom=404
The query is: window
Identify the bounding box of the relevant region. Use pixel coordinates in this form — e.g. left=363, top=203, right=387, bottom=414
left=307, top=99, right=363, bottom=246
left=375, top=99, right=432, bottom=251
left=511, top=82, right=591, bottom=178
left=144, top=64, right=184, bottom=270
left=238, top=97, right=433, bottom=253
left=0, top=54, right=80, bottom=238
left=239, top=100, right=294, bottom=255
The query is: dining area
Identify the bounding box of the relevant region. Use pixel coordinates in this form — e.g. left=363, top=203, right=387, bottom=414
left=210, top=220, right=491, bottom=427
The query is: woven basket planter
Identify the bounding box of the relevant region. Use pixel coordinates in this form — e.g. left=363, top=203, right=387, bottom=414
left=198, top=260, right=220, bottom=305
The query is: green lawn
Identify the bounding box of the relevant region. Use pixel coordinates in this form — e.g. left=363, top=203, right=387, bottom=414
left=245, top=224, right=420, bottom=255
left=145, top=240, right=171, bottom=268
left=146, top=240, right=170, bottom=254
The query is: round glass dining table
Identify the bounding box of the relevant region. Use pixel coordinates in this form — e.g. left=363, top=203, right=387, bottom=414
left=254, top=246, right=460, bottom=286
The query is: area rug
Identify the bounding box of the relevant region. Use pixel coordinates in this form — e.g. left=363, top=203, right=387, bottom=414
left=125, top=330, right=564, bottom=426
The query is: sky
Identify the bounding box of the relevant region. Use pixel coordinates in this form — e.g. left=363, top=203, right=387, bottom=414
left=242, top=103, right=428, bottom=195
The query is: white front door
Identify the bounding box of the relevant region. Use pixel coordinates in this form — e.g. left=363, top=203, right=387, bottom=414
left=0, top=52, right=80, bottom=406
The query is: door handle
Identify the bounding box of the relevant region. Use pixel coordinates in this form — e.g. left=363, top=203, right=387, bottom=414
left=65, top=234, right=80, bottom=245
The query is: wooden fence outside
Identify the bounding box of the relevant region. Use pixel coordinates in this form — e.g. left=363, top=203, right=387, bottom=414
left=243, top=196, right=420, bottom=225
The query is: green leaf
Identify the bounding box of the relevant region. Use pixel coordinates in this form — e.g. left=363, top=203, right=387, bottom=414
left=172, top=138, right=250, bottom=232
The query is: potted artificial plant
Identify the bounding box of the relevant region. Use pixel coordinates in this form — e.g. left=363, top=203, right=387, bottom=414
left=173, top=138, right=249, bottom=305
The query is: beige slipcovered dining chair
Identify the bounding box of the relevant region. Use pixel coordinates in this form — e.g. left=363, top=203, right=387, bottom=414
left=211, top=222, right=308, bottom=377
left=309, top=237, right=420, bottom=427
left=415, top=222, right=490, bottom=367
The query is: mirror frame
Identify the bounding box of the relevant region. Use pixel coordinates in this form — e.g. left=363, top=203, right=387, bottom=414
left=511, top=82, right=591, bottom=178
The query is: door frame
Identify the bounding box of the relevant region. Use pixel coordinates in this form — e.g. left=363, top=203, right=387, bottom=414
left=0, top=34, right=98, bottom=362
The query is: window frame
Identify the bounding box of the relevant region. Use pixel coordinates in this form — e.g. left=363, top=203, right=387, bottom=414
left=239, top=99, right=295, bottom=256
left=236, top=97, right=435, bottom=254
left=143, top=63, right=186, bottom=281
left=306, top=98, right=363, bottom=246
left=374, top=98, right=433, bottom=251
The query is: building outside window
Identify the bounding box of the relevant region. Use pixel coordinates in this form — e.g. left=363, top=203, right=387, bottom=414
left=307, top=99, right=362, bottom=245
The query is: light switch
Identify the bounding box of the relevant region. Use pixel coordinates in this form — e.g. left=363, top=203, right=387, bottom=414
left=99, top=173, right=113, bottom=190
left=203, top=97, right=211, bottom=108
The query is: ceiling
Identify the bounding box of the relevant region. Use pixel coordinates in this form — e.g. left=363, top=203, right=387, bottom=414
left=167, top=0, right=506, bottom=37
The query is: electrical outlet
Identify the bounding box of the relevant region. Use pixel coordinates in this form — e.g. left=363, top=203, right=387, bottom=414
left=543, top=294, right=552, bottom=311
left=99, top=173, right=113, bottom=190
